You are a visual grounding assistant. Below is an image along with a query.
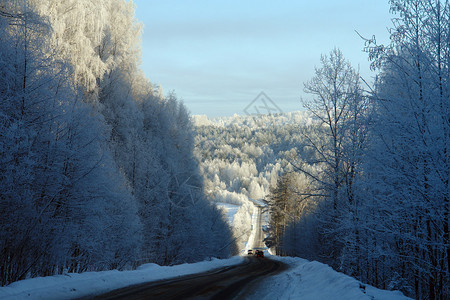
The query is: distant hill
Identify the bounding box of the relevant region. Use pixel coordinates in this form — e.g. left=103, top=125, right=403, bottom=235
left=192, top=111, right=314, bottom=128
left=193, top=111, right=319, bottom=250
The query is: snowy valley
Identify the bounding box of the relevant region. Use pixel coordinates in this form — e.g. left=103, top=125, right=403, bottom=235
left=193, top=111, right=315, bottom=251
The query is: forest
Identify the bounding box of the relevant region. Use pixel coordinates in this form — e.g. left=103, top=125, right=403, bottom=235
left=0, top=0, right=234, bottom=287
left=262, top=2, right=449, bottom=299
left=194, top=111, right=315, bottom=248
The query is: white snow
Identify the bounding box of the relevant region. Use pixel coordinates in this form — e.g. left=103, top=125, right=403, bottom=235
left=215, top=202, right=240, bottom=224
left=0, top=253, right=412, bottom=300
left=192, top=111, right=314, bottom=128
left=244, top=205, right=259, bottom=253
left=247, top=255, right=412, bottom=300
left=0, top=257, right=244, bottom=300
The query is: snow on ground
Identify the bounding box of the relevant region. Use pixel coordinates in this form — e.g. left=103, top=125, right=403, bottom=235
left=216, top=198, right=255, bottom=254
left=247, top=197, right=265, bottom=207
left=247, top=255, right=412, bottom=300
left=0, top=257, right=244, bottom=300
left=216, top=202, right=240, bottom=224
left=0, top=253, right=413, bottom=300
left=244, top=205, right=259, bottom=253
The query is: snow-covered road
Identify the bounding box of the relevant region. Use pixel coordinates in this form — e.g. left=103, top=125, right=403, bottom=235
left=249, top=205, right=265, bottom=250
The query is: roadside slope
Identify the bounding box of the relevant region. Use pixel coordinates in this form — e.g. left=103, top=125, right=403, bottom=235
left=246, top=255, right=411, bottom=300
left=0, top=257, right=244, bottom=300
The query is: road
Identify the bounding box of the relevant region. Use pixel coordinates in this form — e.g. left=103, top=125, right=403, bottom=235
left=87, top=206, right=282, bottom=299
left=250, top=205, right=266, bottom=250
left=87, top=257, right=286, bottom=300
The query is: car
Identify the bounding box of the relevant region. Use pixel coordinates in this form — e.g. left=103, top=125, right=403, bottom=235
left=248, top=249, right=253, bottom=255
left=255, top=250, right=264, bottom=258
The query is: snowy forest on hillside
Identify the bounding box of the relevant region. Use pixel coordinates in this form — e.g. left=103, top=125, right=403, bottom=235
left=193, top=112, right=316, bottom=248
left=0, top=0, right=234, bottom=287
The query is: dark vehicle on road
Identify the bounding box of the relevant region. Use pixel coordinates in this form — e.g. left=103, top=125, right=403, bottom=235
left=255, top=250, right=264, bottom=258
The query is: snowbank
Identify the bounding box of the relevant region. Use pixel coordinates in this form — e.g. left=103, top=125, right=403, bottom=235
left=247, top=255, right=411, bottom=300
left=0, top=256, right=244, bottom=300
left=244, top=205, right=259, bottom=252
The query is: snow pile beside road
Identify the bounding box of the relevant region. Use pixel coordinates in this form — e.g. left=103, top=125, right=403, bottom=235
left=244, top=205, right=259, bottom=252
left=0, top=256, right=244, bottom=300
left=248, top=256, right=411, bottom=300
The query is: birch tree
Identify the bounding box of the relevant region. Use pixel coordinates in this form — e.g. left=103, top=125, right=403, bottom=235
left=0, top=0, right=141, bottom=284
left=296, top=48, right=366, bottom=267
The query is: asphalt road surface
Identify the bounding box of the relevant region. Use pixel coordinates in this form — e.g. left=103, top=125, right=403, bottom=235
left=251, top=205, right=266, bottom=250
left=87, top=207, right=282, bottom=299
left=88, top=257, right=286, bottom=300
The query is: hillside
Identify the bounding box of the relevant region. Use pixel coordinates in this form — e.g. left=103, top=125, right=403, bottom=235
left=193, top=111, right=317, bottom=250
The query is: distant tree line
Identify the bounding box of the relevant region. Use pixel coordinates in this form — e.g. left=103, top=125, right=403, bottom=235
left=0, top=0, right=234, bottom=286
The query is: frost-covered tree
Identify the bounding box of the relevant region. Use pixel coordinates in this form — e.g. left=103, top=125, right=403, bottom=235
left=361, top=0, right=450, bottom=297
left=300, top=48, right=364, bottom=210
left=265, top=173, right=304, bottom=255
left=194, top=112, right=316, bottom=253
left=32, top=0, right=108, bottom=96
left=0, top=0, right=141, bottom=285
left=36, top=0, right=234, bottom=268
left=293, top=48, right=367, bottom=268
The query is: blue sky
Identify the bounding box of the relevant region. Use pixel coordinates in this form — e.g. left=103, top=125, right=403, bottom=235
left=133, top=1, right=392, bottom=117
